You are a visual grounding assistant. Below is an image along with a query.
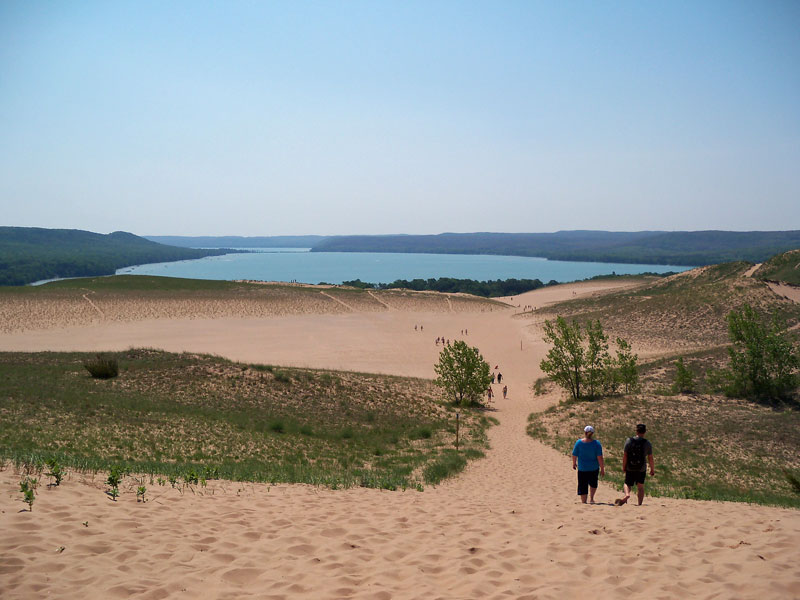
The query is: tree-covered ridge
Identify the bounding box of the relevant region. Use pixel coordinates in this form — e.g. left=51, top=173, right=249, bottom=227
left=342, top=277, right=551, bottom=297
left=753, top=248, right=800, bottom=286
left=0, top=227, right=240, bottom=286
left=312, top=230, right=800, bottom=266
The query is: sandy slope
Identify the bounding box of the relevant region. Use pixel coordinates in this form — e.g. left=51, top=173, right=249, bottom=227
left=1, top=281, right=799, bottom=599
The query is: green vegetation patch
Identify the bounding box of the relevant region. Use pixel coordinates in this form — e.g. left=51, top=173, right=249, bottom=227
left=527, top=394, right=800, bottom=508
left=0, top=350, right=490, bottom=489
left=536, top=262, right=800, bottom=348
left=754, top=249, right=800, bottom=286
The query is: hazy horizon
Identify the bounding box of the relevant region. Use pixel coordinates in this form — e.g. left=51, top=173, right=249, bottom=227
left=2, top=1, right=799, bottom=236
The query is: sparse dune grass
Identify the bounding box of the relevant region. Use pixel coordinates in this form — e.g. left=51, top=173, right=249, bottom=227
left=534, top=262, right=800, bottom=350
left=0, top=349, right=490, bottom=489
left=527, top=393, right=800, bottom=507
left=0, top=275, right=503, bottom=333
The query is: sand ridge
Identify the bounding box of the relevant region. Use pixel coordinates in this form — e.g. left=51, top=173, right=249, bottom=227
left=1, top=280, right=799, bottom=598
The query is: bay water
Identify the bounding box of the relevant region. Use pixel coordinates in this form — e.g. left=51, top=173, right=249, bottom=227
left=117, top=249, right=690, bottom=284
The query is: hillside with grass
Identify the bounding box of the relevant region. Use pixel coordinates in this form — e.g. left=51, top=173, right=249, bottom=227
left=0, top=227, right=239, bottom=286
left=527, top=391, right=800, bottom=507
left=753, top=248, right=800, bottom=286
left=0, top=350, right=492, bottom=490
left=527, top=253, right=800, bottom=508
left=530, top=261, right=800, bottom=350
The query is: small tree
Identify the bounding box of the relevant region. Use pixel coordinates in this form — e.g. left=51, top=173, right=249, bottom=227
left=584, top=320, right=610, bottom=399
left=726, top=304, right=798, bottom=399
left=672, top=357, right=695, bottom=394
left=613, top=337, right=639, bottom=394
left=434, top=340, right=492, bottom=406
left=540, top=317, right=584, bottom=400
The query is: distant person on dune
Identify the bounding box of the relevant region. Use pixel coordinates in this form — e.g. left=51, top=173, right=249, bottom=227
left=616, top=423, right=654, bottom=506
left=502, top=385, right=507, bottom=399
left=572, top=426, right=605, bottom=504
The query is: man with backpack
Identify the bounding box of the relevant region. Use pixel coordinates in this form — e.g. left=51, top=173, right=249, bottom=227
left=616, top=423, right=655, bottom=506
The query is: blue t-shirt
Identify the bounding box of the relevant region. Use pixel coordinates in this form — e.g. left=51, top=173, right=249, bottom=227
left=572, top=439, right=603, bottom=471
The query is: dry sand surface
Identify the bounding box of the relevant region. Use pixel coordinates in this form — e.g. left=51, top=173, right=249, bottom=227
left=1, top=281, right=799, bottom=599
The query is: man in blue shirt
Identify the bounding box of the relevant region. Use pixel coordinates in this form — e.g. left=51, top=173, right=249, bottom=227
left=572, top=425, right=605, bottom=504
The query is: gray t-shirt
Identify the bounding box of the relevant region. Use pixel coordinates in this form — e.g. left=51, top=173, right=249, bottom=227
left=623, top=436, right=652, bottom=472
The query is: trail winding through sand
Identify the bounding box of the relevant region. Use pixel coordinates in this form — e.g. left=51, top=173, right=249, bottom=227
left=1, top=281, right=798, bottom=599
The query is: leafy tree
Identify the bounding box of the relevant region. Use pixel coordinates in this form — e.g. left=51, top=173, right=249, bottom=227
left=540, top=318, right=638, bottom=400
left=725, top=304, right=798, bottom=399
left=672, top=357, right=695, bottom=394
left=613, top=337, right=639, bottom=394
left=584, top=320, right=610, bottom=398
left=540, top=317, right=585, bottom=400
left=434, top=340, right=492, bottom=406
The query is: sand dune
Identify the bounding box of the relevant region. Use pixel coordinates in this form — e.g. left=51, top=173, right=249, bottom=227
left=1, top=280, right=799, bottom=598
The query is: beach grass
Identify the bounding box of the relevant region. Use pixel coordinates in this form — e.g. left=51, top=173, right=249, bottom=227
left=0, top=349, right=491, bottom=490
left=534, top=262, right=800, bottom=347
left=527, top=392, right=800, bottom=508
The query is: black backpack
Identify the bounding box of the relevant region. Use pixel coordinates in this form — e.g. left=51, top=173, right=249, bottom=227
left=627, top=437, right=646, bottom=470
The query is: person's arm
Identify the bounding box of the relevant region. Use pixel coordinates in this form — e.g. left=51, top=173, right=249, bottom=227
left=648, top=452, right=655, bottom=476
left=621, top=451, right=628, bottom=472
left=598, top=454, right=605, bottom=477
left=572, top=441, right=579, bottom=470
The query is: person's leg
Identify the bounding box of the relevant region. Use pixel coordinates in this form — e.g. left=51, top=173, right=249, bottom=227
left=578, top=471, right=589, bottom=503
left=636, top=482, right=645, bottom=505
left=588, top=470, right=599, bottom=503
left=623, top=471, right=632, bottom=501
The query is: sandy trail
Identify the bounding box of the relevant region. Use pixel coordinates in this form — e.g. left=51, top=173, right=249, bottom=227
left=1, top=281, right=799, bottom=599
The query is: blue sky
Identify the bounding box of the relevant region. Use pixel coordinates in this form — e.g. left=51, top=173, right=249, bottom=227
left=1, top=1, right=798, bottom=235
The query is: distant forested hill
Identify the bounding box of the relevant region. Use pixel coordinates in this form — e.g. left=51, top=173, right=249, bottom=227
left=0, top=227, right=239, bottom=286
left=146, top=235, right=328, bottom=248
left=310, top=231, right=800, bottom=266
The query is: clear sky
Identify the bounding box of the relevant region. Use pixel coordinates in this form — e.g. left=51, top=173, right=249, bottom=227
left=1, top=1, right=798, bottom=236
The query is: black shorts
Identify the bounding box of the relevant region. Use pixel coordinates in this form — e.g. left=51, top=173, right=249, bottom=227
left=625, top=470, right=647, bottom=486
left=577, top=469, right=599, bottom=495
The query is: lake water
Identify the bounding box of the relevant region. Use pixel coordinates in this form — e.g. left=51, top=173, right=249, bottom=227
left=117, top=249, right=691, bottom=284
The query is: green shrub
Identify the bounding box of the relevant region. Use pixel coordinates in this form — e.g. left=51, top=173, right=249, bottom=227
left=84, top=355, right=119, bottom=379
left=672, top=357, right=695, bottom=394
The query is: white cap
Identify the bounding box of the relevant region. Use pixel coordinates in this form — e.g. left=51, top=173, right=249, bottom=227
left=584, top=425, right=595, bottom=433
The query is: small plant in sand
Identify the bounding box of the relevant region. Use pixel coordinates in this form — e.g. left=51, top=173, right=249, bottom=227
left=183, top=469, right=199, bottom=485
left=19, top=477, right=37, bottom=511
left=106, top=466, right=122, bottom=501
left=434, top=340, right=492, bottom=406
left=168, top=475, right=178, bottom=488
left=202, top=465, right=219, bottom=480
left=136, top=486, right=147, bottom=502
left=45, top=458, right=64, bottom=486
left=157, top=477, right=166, bottom=486
left=83, top=354, right=119, bottom=379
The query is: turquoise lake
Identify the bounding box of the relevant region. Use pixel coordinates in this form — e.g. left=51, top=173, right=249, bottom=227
left=117, top=249, right=691, bottom=284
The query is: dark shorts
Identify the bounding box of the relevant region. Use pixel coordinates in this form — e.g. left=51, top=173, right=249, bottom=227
left=577, top=469, right=599, bottom=495
left=625, top=470, right=647, bottom=486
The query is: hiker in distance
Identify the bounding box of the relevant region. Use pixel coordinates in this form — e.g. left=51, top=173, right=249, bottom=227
left=572, top=426, right=605, bottom=504
left=616, top=423, right=655, bottom=506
